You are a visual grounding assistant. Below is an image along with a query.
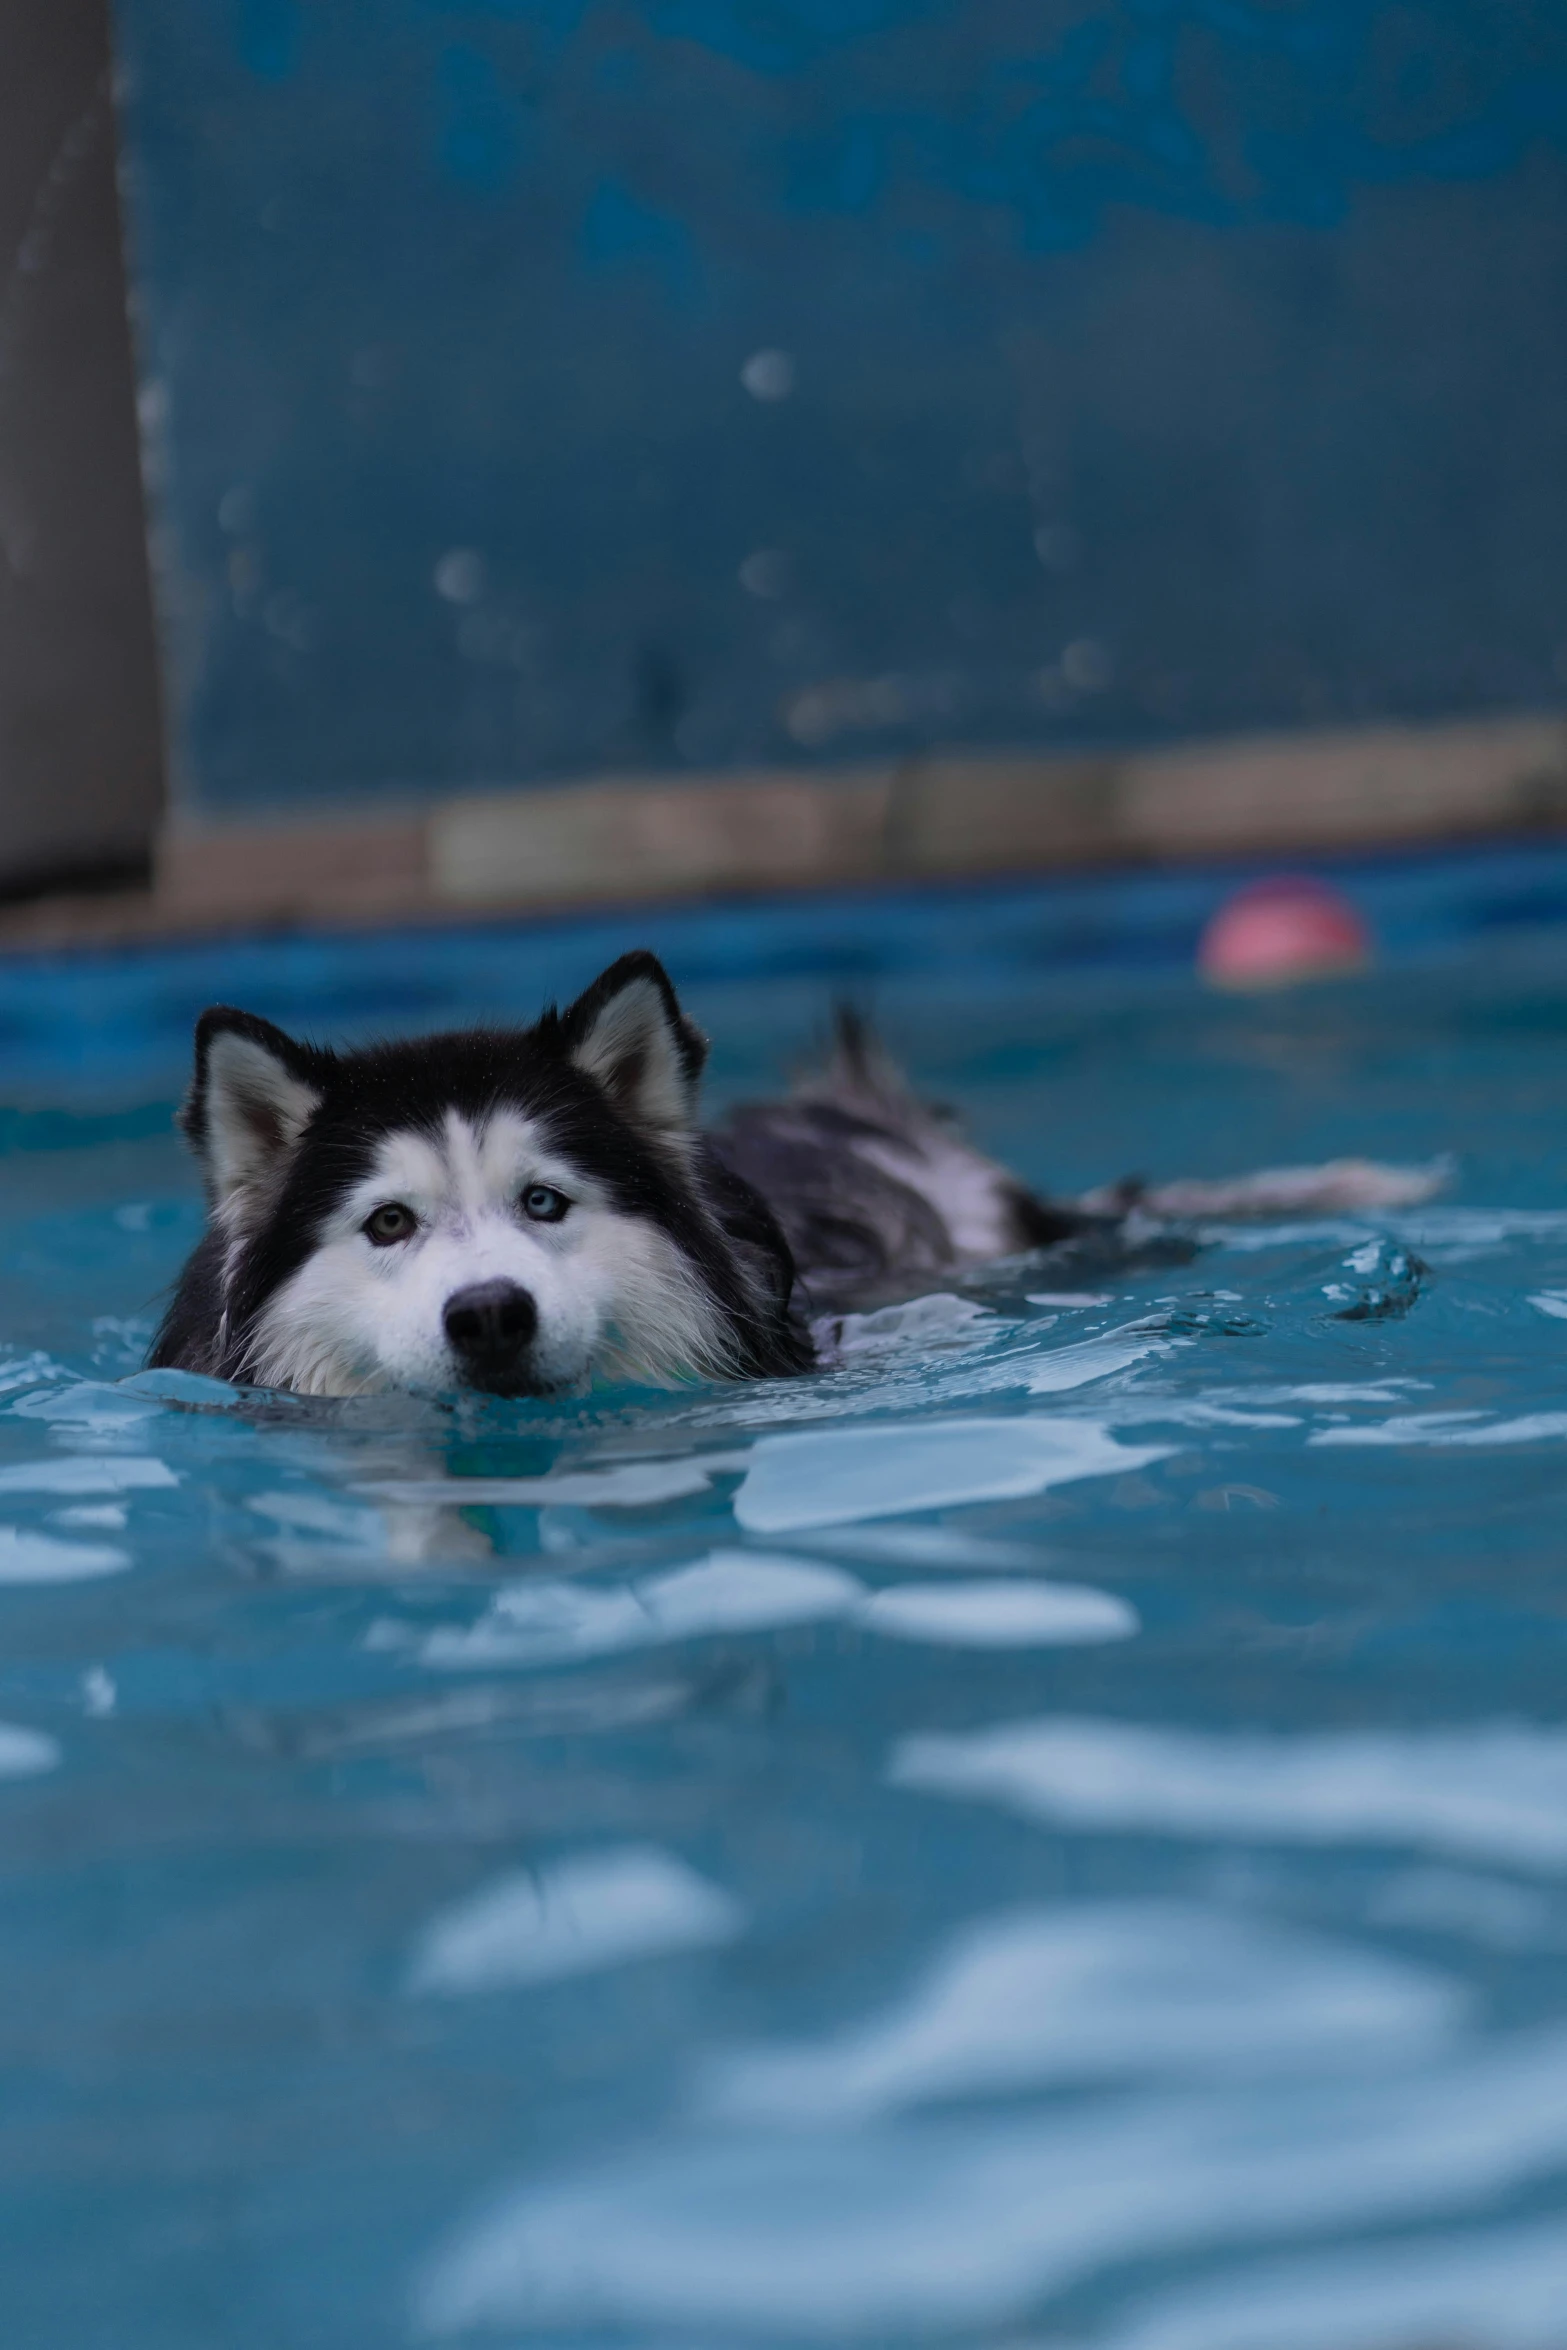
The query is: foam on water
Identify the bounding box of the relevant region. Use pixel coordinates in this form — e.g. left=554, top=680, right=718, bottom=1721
left=0, top=1525, right=130, bottom=1582
left=1312, top=1408, right=1567, bottom=1447
left=1104, top=2218, right=1567, bottom=2350
left=405, top=1555, right=1137, bottom=1669
left=733, top=1416, right=1173, bottom=1532
left=699, top=1900, right=1463, bottom=2122
left=419, top=2024, right=1567, bottom=2337
left=408, top=1846, right=744, bottom=1994
left=854, top=1578, right=1137, bottom=1646
left=0, top=1454, right=179, bottom=1494
left=411, top=1551, right=864, bottom=1668
left=892, top=1718, right=1567, bottom=1871
left=0, top=1720, right=59, bottom=1775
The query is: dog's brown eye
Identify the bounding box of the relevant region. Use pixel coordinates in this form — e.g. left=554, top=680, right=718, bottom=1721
left=364, top=1202, right=416, bottom=1246
left=521, top=1184, right=569, bottom=1224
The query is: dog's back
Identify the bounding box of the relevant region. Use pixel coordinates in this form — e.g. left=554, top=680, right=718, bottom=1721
left=711, top=1010, right=1087, bottom=1315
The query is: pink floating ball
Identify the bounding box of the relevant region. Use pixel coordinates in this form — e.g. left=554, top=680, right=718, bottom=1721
left=1198, top=875, right=1371, bottom=990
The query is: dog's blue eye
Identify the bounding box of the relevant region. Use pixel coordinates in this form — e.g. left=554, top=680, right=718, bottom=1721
left=364, top=1202, right=417, bottom=1245
left=521, top=1184, right=570, bottom=1223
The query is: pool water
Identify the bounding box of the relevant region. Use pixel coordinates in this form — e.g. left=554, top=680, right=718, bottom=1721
left=7, top=848, right=1567, bottom=2349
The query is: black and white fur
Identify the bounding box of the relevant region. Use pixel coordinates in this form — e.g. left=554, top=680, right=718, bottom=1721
left=151, top=954, right=811, bottom=1397
left=151, top=950, right=1440, bottom=1399
left=713, top=1009, right=1087, bottom=1314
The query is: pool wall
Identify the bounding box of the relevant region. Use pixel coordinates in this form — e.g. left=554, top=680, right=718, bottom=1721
left=110, top=0, right=1567, bottom=820
left=14, top=5, right=1567, bottom=931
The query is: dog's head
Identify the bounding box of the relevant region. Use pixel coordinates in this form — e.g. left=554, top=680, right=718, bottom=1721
left=179, top=953, right=743, bottom=1397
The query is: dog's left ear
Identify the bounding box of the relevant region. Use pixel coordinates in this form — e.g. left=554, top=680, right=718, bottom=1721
left=560, top=952, right=708, bottom=1134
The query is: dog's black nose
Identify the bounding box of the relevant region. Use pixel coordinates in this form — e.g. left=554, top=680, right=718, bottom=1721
left=443, top=1279, right=538, bottom=1367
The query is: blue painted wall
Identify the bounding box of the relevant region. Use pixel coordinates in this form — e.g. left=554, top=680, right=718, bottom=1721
left=110, top=2, right=1567, bottom=816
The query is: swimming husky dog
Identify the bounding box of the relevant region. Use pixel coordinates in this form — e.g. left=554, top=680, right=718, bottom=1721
left=150, top=950, right=1438, bottom=1399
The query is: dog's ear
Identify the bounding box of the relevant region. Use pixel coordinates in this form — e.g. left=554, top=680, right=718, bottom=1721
left=182, top=1008, right=324, bottom=1218
left=559, top=952, right=708, bottom=1134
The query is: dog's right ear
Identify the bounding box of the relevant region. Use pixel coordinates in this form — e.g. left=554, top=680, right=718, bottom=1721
left=182, top=1008, right=323, bottom=1220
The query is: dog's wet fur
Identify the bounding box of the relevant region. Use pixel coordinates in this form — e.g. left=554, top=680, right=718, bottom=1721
left=151, top=949, right=1441, bottom=1399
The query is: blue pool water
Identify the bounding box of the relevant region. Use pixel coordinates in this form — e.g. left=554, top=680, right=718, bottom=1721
left=9, top=847, right=1567, bottom=2347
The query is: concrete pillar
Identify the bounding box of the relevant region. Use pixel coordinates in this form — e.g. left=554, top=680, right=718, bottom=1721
left=0, top=0, right=163, bottom=895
